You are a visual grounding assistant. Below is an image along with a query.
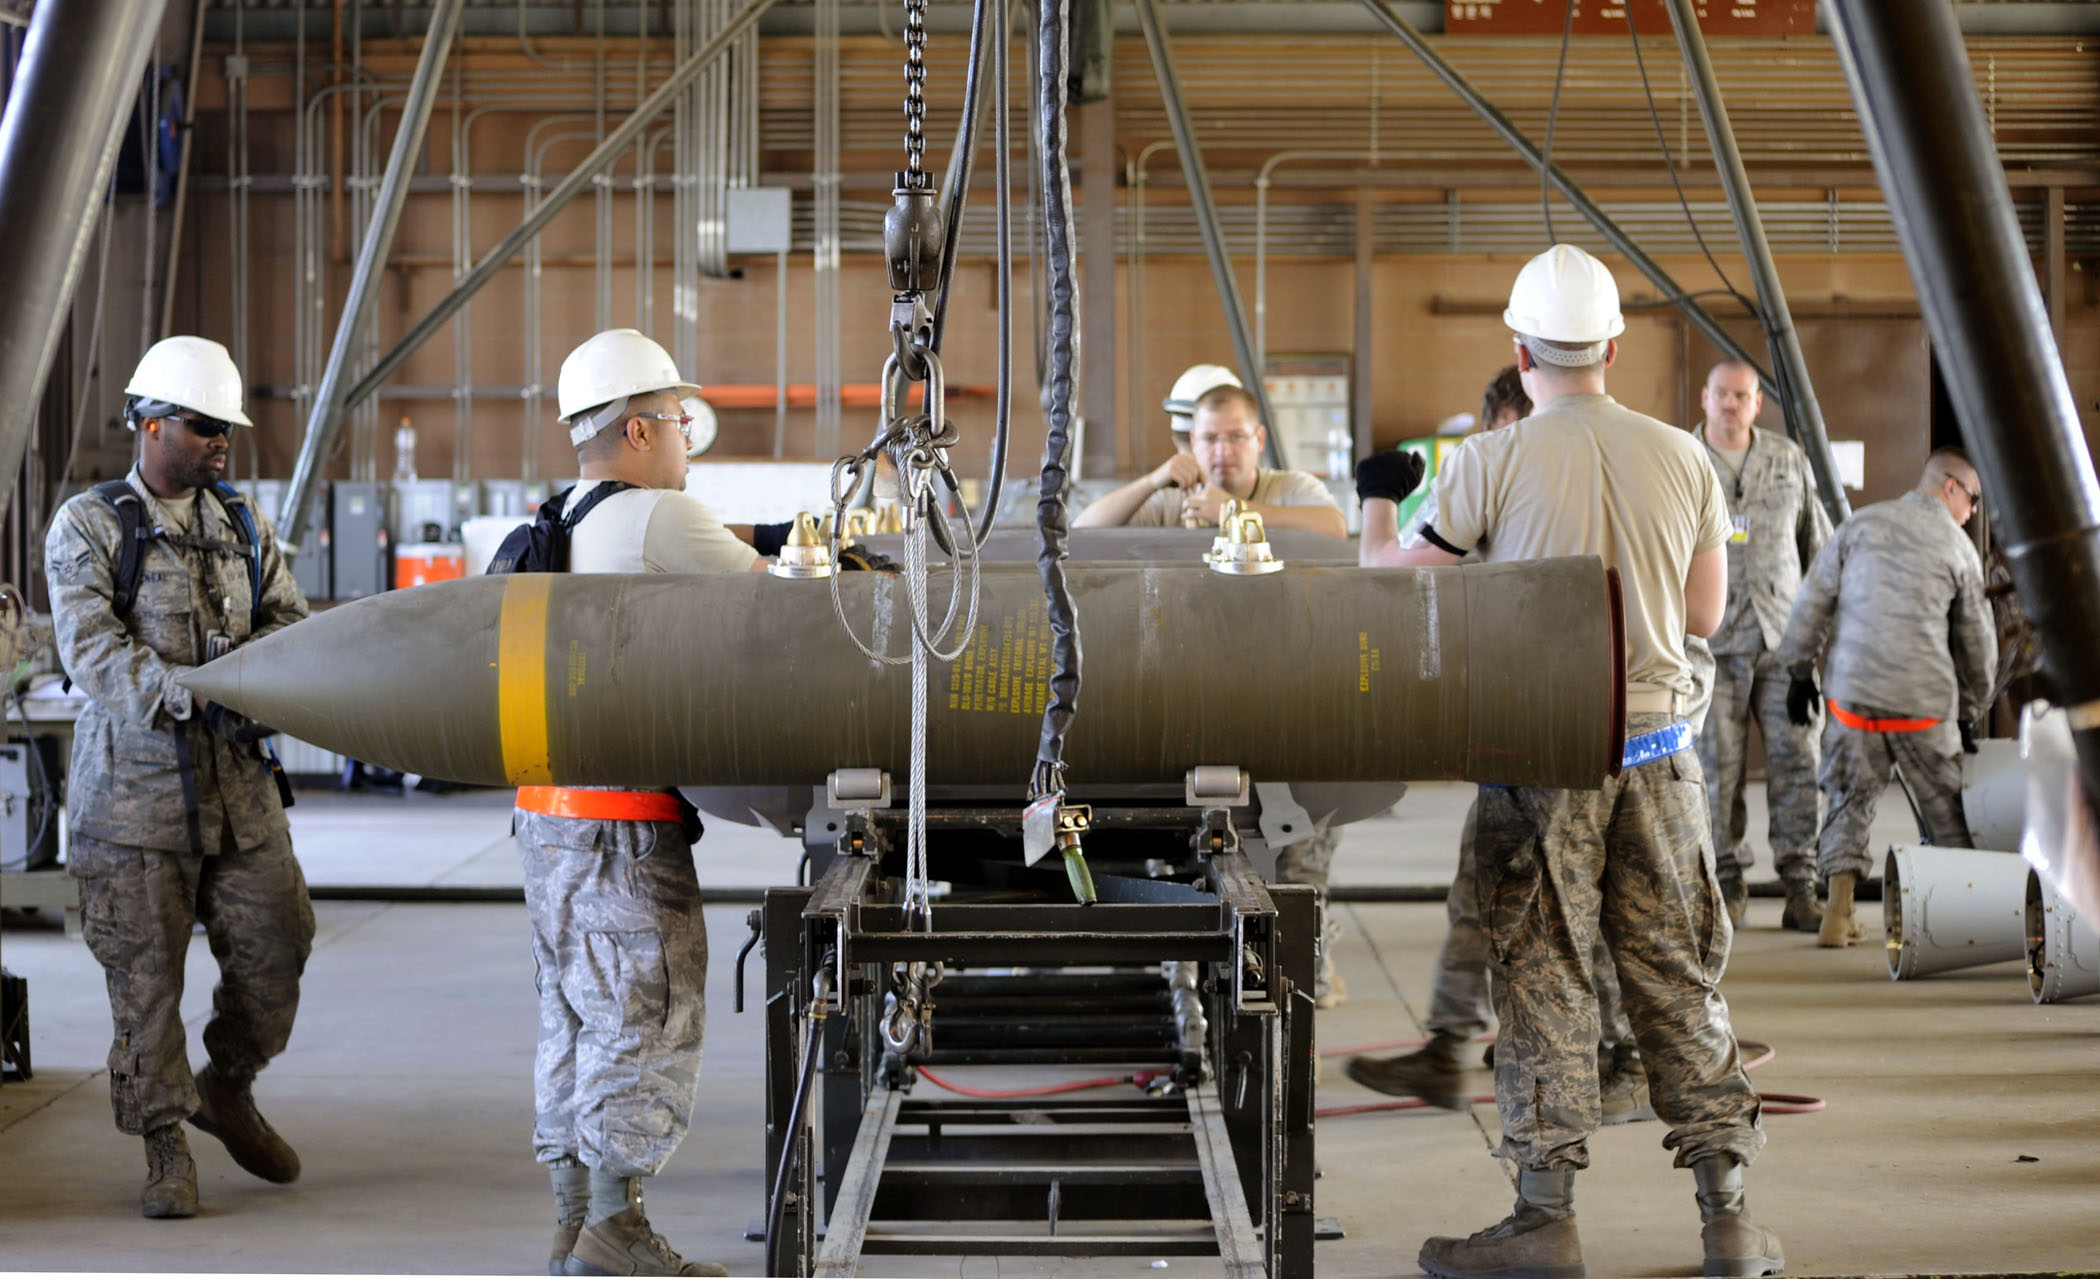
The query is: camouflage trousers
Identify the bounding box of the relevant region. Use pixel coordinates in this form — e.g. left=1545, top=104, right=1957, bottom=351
left=518, top=810, right=708, bottom=1178
left=1699, top=648, right=1822, bottom=885
left=1271, top=821, right=1336, bottom=894
left=1428, top=794, right=1631, bottom=1053
left=1816, top=712, right=1969, bottom=880
left=1273, top=821, right=1339, bottom=998
left=69, top=828, right=315, bottom=1135
left=1476, top=715, right=1764, bottom=1172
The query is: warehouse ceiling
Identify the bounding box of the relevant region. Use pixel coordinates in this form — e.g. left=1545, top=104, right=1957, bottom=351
left=192, top=0, right=2100, bottom=40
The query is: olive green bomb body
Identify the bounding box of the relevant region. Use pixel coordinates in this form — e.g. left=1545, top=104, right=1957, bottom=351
left=179, top=558, right=1623, bottom=790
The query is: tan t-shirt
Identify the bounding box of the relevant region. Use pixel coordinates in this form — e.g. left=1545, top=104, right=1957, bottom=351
left=566, top=481, right=760, bottom=575
left=1426, top=392, right=1731, bottom=702
left=1128, top=467, right=1341, bottom=527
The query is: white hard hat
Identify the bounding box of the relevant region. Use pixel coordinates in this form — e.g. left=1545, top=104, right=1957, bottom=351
left=1502, top=244, right=1627, bottom=354
left=557, top=328, right=702, bottom=441
left=681, top=395, right=719, bottom=458
left=1163, top=363, right=1243, bottom=430
left=124, top=336, right=253, bottom=427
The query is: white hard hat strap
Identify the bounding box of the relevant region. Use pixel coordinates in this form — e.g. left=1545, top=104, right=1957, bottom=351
left=568, top=394, right=632, bottom=447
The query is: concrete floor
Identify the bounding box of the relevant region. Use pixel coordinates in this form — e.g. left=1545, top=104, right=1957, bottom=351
left=1, top=782, right=2095, bottom=1277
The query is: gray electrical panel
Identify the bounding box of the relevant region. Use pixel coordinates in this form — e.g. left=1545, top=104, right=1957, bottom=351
left=244, top=479, right=331, bottom=603
left=0, top=738, right=59, bottom=873
left=392, top=479, right=476, bottom=544
left=331, top=482, right=391, bottom=599
left=477, top=479, right=549, bottom=518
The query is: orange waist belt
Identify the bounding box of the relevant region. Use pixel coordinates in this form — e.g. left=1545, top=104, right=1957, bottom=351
left=1827, top=700, right=1941, bottom=734
left=515, top=786, right=684, bottom=823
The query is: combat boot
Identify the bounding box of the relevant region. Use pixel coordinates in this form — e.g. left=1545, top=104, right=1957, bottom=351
left=189, top=1063, right=301, bottom=1183
left=563, top=1207, right=728, bottom=1276
left=550, top=1225, right=581, bottom=1275
left=1818, top=872, right=1862, bottom=948
left=141, top=1124, right=197, bottom=1219
left=1418, top=1168, right=1585, bottom=1279
left=1692, top=1155, right=1784, bottom=1277
left=1345, top=1031, right=1469, bottom=1111
left=1717, top=868, right=1750, bottom=929
left=1598, top=1044, right=1656, bottom=1126
left=550, top=1163, right=591, bottom=1273
left=1780, top=879, right=1823, bottom=933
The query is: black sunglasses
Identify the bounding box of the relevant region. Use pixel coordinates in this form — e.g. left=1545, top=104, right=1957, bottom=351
left=167, top=413, right=234, bottom=439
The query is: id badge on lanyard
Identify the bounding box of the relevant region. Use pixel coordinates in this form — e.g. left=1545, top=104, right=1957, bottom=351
left=1730, top=515, right=1750, bottom=545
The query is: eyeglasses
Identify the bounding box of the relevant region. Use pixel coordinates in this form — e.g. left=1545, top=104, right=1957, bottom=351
left=168, top=413, right=234, bottom=439
left=1964, top=485, right=1982, bottom=506
left=1191, top=430, right=1257, bottom=449
left=633, top=412, right=693, bottom=442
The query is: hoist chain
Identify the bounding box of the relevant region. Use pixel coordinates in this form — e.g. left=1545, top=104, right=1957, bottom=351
left=902, top=0, right=930, bottom=186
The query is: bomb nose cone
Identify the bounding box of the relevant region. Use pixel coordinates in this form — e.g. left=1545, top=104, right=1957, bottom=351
left=179, top=575, right=516, bottom=783
left=180, top=654, right=243, bottom=710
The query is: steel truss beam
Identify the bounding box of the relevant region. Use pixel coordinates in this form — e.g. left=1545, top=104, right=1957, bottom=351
left=277, top=0, right=781, bottom=546
left=1355, top=0, right=1783, bottom=410
left=1131, top=0, right=1285, bottom=469
left=1826, top=0, right=2100, bottom=822
left=1664, top=0, right=1850, bottom=524
left=280, top=0, right=464, bottom=554
left=0, top=0, right=168, bottom=518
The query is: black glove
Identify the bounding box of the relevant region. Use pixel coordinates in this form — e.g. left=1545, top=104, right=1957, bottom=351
left=1785, top=675, right=1821, bottom=728
left=749, top=521, right=793, bottom=558
left=1960, top=721, right=1979, bottom=754
left=837, top=545, right=900, bottom=573
left=203, top=702, right=275, bottom=746
left=1354, top=451, right=1427, bottom=506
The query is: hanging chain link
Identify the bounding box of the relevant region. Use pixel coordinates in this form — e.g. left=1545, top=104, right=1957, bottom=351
left=902, top=0, right=930, bottom=186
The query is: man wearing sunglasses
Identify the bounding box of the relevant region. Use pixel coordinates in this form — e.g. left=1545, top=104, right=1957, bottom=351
left=44, top=336, right=314, bottom=1219
left=1778, top=447, right=1998, bottom=948
left=517, top=328, right=764, bottom=1278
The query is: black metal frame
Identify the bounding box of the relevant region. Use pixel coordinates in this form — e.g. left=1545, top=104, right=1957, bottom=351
left=757, top=789, right=1316, bottom=1277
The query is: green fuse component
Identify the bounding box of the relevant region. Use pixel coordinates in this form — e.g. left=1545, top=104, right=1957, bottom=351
left=1057, top=806, right=1096, bottom=906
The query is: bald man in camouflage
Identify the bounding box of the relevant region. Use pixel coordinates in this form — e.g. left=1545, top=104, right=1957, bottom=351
left=1779, top=447, right=1996, bottom=947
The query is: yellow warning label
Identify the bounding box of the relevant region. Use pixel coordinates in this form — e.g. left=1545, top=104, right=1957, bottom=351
left=1358, top=630, right=1382, bottom=693
left=949, top=601, right=1053, bottom=715
left=566, top=640, right=587, bottom=698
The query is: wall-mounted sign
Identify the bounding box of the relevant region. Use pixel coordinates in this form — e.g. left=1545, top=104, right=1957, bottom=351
left=1445, top=1, right=1816, bottom=37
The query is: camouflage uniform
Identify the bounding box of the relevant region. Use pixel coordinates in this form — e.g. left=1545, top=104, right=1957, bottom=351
left=1778, top=490, right=1997, bottom=880
left=519, top=480, right=731, bottom=1179
left=1475, top=714, right=1763, bottom=1171
left=1427, top=649, right=1715, bottom=1047
left=45, top=466, right=314, bottom=1135
left=1431, top=799, right=1632, bottom=1051
left=1691, top=426, right=1831, bottom=888
left=519, top=809, right=708, bottom=1176
left=1425, top=799, right=1494, bottom=1041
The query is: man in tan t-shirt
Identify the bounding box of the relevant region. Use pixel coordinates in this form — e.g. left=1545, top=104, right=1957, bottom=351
left=1073, top=384, right=1345, bottom=538
left=1355, top=245, right=1780, bottom=1279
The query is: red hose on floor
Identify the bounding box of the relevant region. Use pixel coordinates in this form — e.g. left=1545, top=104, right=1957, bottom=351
left=913, top=1065, right=1161, bottom=1100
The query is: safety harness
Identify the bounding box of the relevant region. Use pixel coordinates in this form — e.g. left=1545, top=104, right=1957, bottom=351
left=90, top=479, right=294, bottom=855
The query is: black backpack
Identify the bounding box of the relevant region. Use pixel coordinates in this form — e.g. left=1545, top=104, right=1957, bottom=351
left=94, top=479, right=261, bottom=627
left=485, top=482, right=635, bottom=575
